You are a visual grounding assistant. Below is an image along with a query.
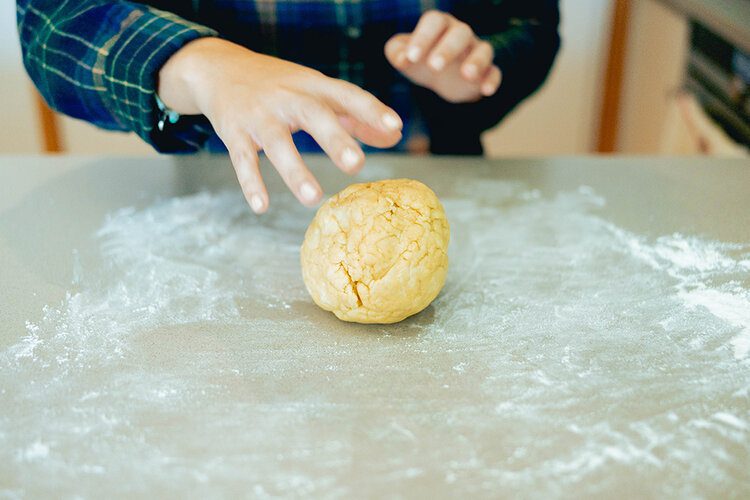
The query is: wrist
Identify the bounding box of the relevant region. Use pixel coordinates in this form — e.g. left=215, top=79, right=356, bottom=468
left=157, top=37, right=231, bottom=115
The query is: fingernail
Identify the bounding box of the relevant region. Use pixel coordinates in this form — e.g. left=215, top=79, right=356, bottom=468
left=382, top=113, right=402, bottom=131
left=341, top=147, right=360, bottom=171
left=464, top=64, right=478, bottom=78
left=250, top=194, right=264, bottom=213
left=430, top=55, right=445, bottom=71
left=407, top=46, right=421, bottom=62
left=482, top=83, right=495, bottom=96
left=300, top=182, right=319, bottom=204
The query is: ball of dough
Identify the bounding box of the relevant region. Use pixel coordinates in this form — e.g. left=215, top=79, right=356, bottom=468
left=301, top=178, right=450, bottom=324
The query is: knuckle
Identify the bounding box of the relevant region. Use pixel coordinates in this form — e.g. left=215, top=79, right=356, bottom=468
left=294, top=94, right=321, bottom=120
left=467, top=51, right=482, bottom=64
left=471, top=45, right=493, bottom=65
left=341, top=83, right=375, bottom=109
left=263, top=136, right=286, bottom=155
left=230, top=145, right=248, bottom=165
left=231, top=155, right=258, bottom=185
left=260, top=131, right=288, bottom=153
left=332, top=131, right=354, bottom=149
left=454, top=22, right=473, bottom=38
left=336, top=92, right=357, bottom=113
left=227, top=138, right=252, bottom=164
left=239, top=175, right=257, bottom=190
left=259, top=118, right=285, bottom=137
left=296, top=66, right=325, bottom=83
left=283, top=166, right=308, bottom=187
left=423, top=10, right=444, bottom=23
left=338, top=79, right=362, bottom=96
left=214, top=114, right=240, bottom=139
left=271, top=88, right=300, bottom=109
left=272, top=157, right=300, bottom=179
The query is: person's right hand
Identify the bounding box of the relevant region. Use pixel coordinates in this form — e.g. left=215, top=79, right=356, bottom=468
left=158, top=37, right=403, bottom=213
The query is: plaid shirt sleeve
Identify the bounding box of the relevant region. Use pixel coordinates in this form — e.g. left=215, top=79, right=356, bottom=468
left=17, top=0, right=218, bottom=152
left=415, top=0, right=561, bottom=154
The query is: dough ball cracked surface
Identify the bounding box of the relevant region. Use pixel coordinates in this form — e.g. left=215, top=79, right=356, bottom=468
left=301, top=179, right=450, bottom=324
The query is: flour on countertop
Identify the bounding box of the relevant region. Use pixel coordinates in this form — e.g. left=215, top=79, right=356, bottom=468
left=1, top=182, right=749, bottom=498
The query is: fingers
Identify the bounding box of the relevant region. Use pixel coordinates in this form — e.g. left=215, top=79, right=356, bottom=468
left=384, top=33, right=410, bottom=70
left=224, top=133, right=268, bottom=214
left=461, top=40, right=493, bottom=82
left=338, top=115, right=398, bottom=149
left=427, top=21, right=474, bottom=71
left=396, top=11, right=495, bottom=92
left=293, top=96, right=365, bottom=175
left=406, top=10, right=450, bottom=63
left=480, top=65, right=502, bottom=96
left=319, top=80, right=402, bottom=147
left=257, top=123, right=323, bottom=207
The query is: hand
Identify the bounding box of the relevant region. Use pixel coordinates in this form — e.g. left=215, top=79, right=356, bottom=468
left=385, top=10, right=502, bottom=104
left=158, top=38, right=403, bottom=213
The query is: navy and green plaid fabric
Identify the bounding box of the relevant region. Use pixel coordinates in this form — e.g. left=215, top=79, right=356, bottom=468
left=17, top=0, right=560, bottom=154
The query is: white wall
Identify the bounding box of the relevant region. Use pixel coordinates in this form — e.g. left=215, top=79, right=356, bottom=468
left=483, top=0, right=613, bottom=156
left=2, top=0, right=612, bottom=156
left=0, top=3, right=39, bottom=154
left=1, top=2, right=155, bottom=155
left=60, top=116, right=155, bottom=155
left=617, top=0, right=689, bottom=153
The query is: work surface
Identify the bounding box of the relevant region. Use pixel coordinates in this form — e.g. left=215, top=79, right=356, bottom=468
left=1, top=155, right=749, bottom=497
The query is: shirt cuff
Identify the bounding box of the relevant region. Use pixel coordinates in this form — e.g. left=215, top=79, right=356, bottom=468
left=100, top=6, right=218, bottom=152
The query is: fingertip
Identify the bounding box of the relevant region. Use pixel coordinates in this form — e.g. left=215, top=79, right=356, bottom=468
left=251, top=193, right=268, bottom=214
left=227, top=144, right=267, bottom=214
left=462, top=63, right=478, bottom=80
left=346, top=161, right=364, bottom=176
left=385, top=36, right=407, bottom=65
left=407, top=45, right=421, bottom=63
left=376, top=129, right=403, bottom=150
left=480, top=66, right=501, bottom=96
left=388, top=48, right=409, bottom=70
left=395, top=50, right=409, bottom=68
left=381, top=112, right=403, bottom=131
left=429, top=54, right=445, bottom=71
left=341, top=146, right=364, bottom=174
left=299, top=181, right=322, bottom=206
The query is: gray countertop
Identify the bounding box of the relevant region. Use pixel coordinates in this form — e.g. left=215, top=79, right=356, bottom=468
left=1, top=155, right=749, bottom=497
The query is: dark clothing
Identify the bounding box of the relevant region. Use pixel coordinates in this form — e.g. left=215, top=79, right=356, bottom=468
left=17, top=0, right=560, bottom=154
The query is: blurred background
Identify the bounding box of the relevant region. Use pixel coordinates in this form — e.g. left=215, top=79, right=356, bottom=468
left=2, top=0, right=748, bottom=157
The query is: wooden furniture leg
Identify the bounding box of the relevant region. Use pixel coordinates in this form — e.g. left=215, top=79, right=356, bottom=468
left=34, top=90, right=63, bottom=153
left=597, top=0, right=631, bottom=153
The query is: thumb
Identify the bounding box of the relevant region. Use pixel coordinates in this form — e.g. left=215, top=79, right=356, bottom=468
left=384, top=33, right=410, bottom=70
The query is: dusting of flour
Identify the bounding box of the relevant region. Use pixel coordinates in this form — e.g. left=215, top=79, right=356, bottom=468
left=1, top=182, right=749, bottom=498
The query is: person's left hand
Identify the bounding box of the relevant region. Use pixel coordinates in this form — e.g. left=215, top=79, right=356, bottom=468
left=384, top=10, right=502, bottom=104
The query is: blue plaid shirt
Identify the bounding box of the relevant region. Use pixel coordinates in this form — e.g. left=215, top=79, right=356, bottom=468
left=17, top=0, right=560, bottom=154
